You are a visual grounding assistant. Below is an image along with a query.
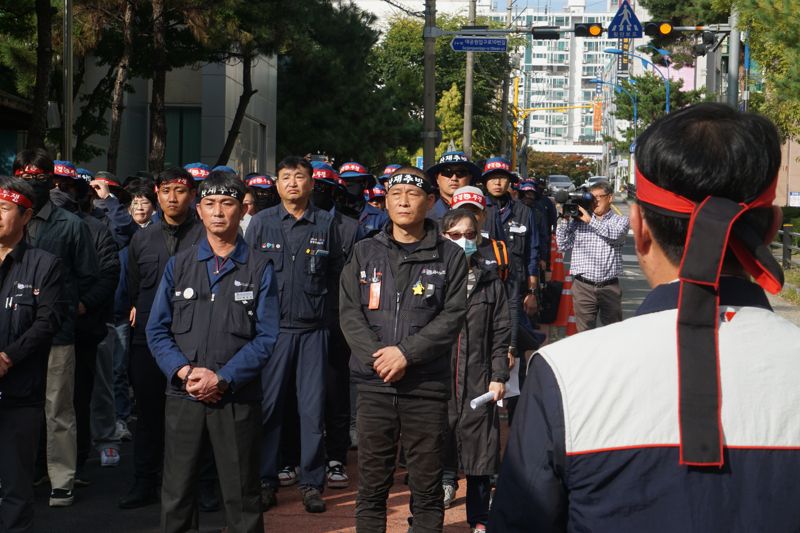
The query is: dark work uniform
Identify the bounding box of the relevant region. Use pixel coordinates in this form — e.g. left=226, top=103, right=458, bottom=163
left=339, top=220, right=467, bottom=532
left=126, top=216, right=204, bottom=489
left=427, top=197, right=451, bottom=222
left=245, top=202, right=342, bottom=491
left=0, top=242, right=63, bottom=533
left=147, top=236, right=278, bottom=533
left=357, top=202, right=388, bottom=239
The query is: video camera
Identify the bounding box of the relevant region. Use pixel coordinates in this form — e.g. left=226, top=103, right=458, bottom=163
left=554, top=189, right=594, bottom=220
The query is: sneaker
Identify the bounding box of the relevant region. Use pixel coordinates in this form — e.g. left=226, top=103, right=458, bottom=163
left=115, top=419, right=132, bottom=441
left=326, top=461, right=349, bottom=489
left=100, top=448, right=120, bottom=467
left=277, top=465, right=299, bottom=487
left=443, top=483, right=456, bottom=509
left=260, top=482, right=277, bottom=511
left=49, top=489, right=74, bottom=507
left=472, top=525, right=487, bottom=533
left=300, top=486, right=326, bottom=513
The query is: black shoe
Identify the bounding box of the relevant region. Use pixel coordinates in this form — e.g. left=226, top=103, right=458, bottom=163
left=118, top=482, right=159, bottom=509
left=300, top=486, right=326, bottom=513
left=74, top=470, right=91, bottom=488
left=260, top=482, right=277, bottom=511
left=198, top=481, right=220, bottom=513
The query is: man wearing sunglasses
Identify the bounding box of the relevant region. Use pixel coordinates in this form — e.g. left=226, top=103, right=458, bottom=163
left=425, top=151, right=482, bottom=222
left=555, top=180, right=629, bottom=332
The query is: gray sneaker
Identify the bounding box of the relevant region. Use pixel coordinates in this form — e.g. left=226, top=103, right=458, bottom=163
left=443, top=483, right=456, bottom=508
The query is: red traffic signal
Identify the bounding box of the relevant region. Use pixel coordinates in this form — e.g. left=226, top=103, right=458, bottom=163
left=574, top=23, right=603, bottom=37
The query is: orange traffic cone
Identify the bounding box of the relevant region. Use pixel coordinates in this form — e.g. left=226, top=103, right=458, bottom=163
left=565, top=300, right=578, bottom=336
left=551, top=250, right=565, bottom=283
left=553, top=274, right=573, bottom=327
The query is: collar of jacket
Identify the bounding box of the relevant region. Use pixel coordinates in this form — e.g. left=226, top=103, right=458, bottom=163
left=635, top=276, right=772, bottom=317
left=375, top=219, right=442, bottom=260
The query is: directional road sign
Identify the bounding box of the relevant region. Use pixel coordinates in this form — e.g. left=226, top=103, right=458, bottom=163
left=450, top=36, right=508, bottom=53
left=607, top=0, right=643, bottom=39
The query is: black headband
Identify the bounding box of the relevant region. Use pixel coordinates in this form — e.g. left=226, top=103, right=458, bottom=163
left=386, top=173, right=433, bottom=194
left=199, top=184, right=243, bottom=202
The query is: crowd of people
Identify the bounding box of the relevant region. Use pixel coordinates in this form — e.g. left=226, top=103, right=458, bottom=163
left=1, top=102, right=799, bottom=533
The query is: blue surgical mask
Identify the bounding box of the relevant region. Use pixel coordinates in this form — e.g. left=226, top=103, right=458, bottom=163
left=454, top=237, right=478, bottom=258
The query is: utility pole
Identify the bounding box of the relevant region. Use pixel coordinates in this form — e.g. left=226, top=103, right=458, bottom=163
left=499, top=1, right=513, bottom=157
left=727, top=8, right=740, bottom=109
left=423, top=0, right=437, bottom=168
left=462, top=0, right=477, bottom=158
left=63, top=0, right=73, bottom=160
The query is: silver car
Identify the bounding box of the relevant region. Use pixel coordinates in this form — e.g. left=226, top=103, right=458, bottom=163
left=547, top=174, right=575, bottom=195
left=579, top=175, right=609, bottom=191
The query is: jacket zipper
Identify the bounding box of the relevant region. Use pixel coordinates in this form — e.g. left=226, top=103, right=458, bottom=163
left=393, top=290, right=400, bottom=341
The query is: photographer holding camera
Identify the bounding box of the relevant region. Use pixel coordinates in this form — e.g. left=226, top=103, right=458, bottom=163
left=555, top=181, right=629, bottom=332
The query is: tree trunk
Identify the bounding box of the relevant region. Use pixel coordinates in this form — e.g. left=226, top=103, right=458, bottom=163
left=107, top=0, right=134, bottom=174
left=148, top=0, right=167, bottom=173
left=216, top=52, right=257, bottom=167
left=27, top=0, right=53, bottom=150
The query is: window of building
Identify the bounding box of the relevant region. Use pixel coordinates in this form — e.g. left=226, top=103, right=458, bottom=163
left=165, top=107, right=201, bottom=168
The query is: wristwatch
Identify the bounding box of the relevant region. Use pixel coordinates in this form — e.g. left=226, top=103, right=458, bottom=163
left=216, top=375, right=230, bottom=393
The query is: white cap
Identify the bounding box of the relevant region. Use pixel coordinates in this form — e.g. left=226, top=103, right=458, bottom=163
left=451, top=185, right=486, bottom=211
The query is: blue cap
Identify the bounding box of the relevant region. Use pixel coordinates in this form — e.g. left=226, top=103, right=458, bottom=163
left=212, top=165, right=237, bottom=176
left=338, top=161, right=376, bottom=188
left=53, top=160, right=78, bottom=179
left=425, top=151, right=481, bottom=183
left=184, top=162, right=210, bottom=181
left=76, top=168, right=94, bottom=182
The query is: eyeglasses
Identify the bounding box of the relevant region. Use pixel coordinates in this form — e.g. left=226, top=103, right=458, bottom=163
left=592, top=193, right=610, bottom=200
left=445, top=230, right=477, bottom=240
left=440, top=167, right=471, bottom=179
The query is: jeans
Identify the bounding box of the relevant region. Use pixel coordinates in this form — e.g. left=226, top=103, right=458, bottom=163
left=111, top=322, right=131, bottom=421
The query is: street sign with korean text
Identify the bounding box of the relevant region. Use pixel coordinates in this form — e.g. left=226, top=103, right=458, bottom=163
left=450, top=36, right=508, bottom=53
left=607, top=0, right=643, bottom=39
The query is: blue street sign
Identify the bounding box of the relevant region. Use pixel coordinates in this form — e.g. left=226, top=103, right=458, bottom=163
left=607, top=0, right=643, bottom=39
left=415, top=156, right=424, bottom=170
left=450, top=36, right=508, bottom=53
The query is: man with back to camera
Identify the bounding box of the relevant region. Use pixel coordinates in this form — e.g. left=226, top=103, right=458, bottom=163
left=490, top=103, right=800, bottom=532
left=147, top=172, right=279, bottom=533
left=555, top=179, right=629, bottom=331
left=0, top=176, right=64, bottom=532
left=339, top=166, right=467, bottom=532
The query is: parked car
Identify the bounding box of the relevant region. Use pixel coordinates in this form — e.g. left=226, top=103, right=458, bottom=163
left=546, top=174, right=575, bottom=195
left=579, top=175, right=610, bottom=191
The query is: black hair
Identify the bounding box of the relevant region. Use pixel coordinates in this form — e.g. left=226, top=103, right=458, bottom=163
left=126, top=183, right=157, bottom=208
left=198, top=170, right=247, bottom=202
left=0, top=175, right=36, bottom=213
left=155, top=167, right=196, bottom=189
left=635, top=103, right=781, bottom=265
left=12, top=148, right=53, bottom=175
left=391, top=165, right=433, bottom=185
left=441, top=207, right=478, bottom=234
left=276, top=156, right=313, bottom=177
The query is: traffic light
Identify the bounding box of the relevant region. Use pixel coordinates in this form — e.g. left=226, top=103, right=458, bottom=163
left=531, top=26, right=560, bottom=40
left=644, top=21, right=674, bottom=37
left=574, top=22, right=603, bottom=37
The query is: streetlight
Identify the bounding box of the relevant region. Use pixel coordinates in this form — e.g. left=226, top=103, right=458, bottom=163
left=590, top=78, right=638, bottom=137
left=604, top=47, right=670, bottom=113
left=637, top=43, right=672, bottom=80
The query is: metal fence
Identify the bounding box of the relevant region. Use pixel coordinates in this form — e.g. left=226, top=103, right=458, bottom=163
left=771, top=224, right=800, bottom=269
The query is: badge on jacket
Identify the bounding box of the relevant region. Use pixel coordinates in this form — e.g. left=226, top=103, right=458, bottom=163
left=412, top=280, right=424, bottom=296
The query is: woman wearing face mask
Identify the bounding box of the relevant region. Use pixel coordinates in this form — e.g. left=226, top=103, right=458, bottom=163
left=440, top=208, right=511, bottom=533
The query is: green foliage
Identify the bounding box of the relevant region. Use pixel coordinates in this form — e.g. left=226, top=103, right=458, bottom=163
left=372, top=14, right=512, bottom=160
left=436, top=82, right=463, bottom=155
left=526, top=150, right=598, bottom=183
left=606, top=72, right=705, bottom=153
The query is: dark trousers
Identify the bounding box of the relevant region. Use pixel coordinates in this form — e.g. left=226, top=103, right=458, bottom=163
left=129, top=343, right=166, bottom=485
left=571, top=277, right=622, bottom=332
left=466, top=475, right=491, bottom=528
left=355, top=391, right=447, bottom=533
left=74, top=334, right=101, bottom=467
left=260, top=328, right=327, bottom=490
left=0, top=406, right=42, bottom=533
left=162, top=396, right=262, bottom=533
left=325, top=327, right=351, bottom=464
